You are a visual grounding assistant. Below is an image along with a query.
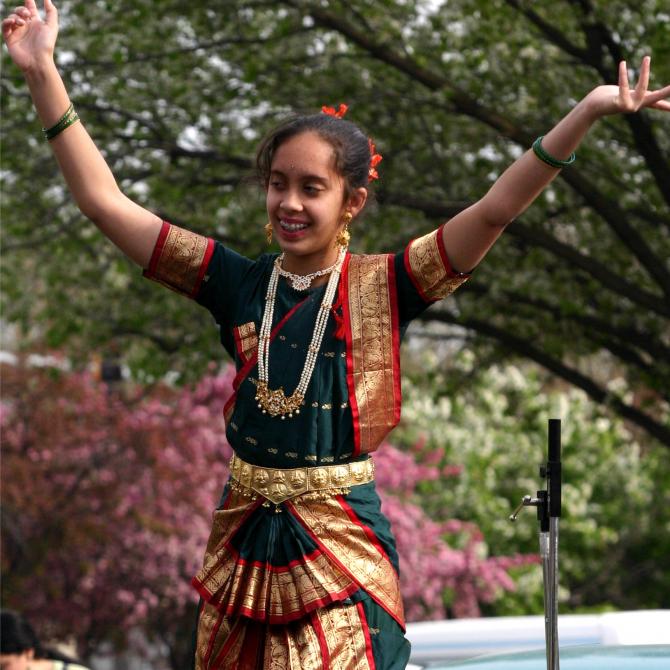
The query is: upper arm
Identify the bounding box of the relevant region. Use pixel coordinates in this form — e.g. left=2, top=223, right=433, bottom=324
left=439, top=200, right=508, bottom=274
left=85, top=191, right=164, bottom=268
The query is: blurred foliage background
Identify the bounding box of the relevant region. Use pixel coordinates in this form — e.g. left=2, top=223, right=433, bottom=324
left=1, top=0, right=669, bottom=665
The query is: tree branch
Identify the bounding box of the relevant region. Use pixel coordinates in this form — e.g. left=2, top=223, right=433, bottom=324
left=380, top=192, right=669, bottom=318
left=292, top=1, right=670, bottom=300
left=424, top=310, right=670, bottom=448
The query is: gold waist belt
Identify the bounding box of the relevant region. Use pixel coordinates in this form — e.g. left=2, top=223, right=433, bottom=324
left=229, top=453, right=375, bottom=505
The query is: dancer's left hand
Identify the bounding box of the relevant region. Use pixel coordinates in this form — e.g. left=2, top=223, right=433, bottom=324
left=585, top=56, right=670, bottom=117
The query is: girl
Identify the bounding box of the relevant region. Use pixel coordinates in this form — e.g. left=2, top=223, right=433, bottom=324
left=3, top=1, right=669, bottom=668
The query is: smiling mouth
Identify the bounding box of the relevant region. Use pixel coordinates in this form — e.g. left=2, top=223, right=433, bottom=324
left=279, top=219, right=310, bottom=232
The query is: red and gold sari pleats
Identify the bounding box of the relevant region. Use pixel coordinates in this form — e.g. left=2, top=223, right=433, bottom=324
left=195, top=600, right=375, bottom=669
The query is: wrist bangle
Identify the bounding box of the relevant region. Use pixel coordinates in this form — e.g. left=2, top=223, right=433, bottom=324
left=42, top=102, right=80, bottom=141
left=532, top=135, right=576, bottom=169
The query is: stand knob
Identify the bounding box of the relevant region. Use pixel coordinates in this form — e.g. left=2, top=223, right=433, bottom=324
left=509, top=494, right=541, bottom=522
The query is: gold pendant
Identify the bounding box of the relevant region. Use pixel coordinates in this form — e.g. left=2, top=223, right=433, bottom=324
left=255, top=381, right=304, bottom=419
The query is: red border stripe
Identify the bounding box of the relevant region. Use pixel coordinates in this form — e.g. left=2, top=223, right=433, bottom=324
left=190, top=236, right=215, bottom=297
left=386, top=254, right=402, bottom=424
left=356, top=601, right=377, bottom=669
left=340, top=253, right=362, bottom=456
left=144, top=220, right=170, bottom=277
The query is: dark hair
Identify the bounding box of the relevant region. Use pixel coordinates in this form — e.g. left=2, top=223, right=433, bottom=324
left=1, top=610, right=82, bottom=664
left=255, top=113, right=373, bottom=202
left=0, top=610, right=41, bottom=655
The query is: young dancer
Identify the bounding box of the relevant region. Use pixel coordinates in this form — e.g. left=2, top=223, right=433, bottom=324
left=4, top=1, right=669, bottom=667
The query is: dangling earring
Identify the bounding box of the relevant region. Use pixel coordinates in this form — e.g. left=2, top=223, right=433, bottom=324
left=265, top=221, right=273, bottom=245
left=335, top=211, right=352, bottom=248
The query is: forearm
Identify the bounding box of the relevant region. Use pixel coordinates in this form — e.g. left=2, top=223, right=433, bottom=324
left=440, top=96, right=601, bottom=272
left=24, top=57, right=124, bottom=219
left=22, top=56, right=162, bottom=267
left=481, top=96, right=600, bottom=224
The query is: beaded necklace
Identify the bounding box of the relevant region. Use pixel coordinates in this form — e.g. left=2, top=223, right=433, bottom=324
left=255, top=248, right=346, bottom=419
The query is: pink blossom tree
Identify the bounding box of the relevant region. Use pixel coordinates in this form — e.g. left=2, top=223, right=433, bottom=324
left=2, top=358, right=532, bottom=664
left=373, top=443, right=536, bottom=620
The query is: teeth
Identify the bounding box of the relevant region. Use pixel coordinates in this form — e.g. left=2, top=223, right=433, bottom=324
left=280, top=220, right=308, bottom=232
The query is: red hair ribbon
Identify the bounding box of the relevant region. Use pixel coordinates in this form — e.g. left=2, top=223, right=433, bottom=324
left=321, top=103, right=348, bottom=118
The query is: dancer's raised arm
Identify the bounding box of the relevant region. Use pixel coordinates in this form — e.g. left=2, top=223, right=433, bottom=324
left=2, top=0, right=162, bottom=267
left=440, top=56, right=670, bottom=274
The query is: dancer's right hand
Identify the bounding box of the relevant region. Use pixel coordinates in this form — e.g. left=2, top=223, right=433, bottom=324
left=2, top=0, right=58, bottom=73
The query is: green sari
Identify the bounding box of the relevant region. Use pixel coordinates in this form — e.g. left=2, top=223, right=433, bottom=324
left=144, top=221, right=469, bottom=669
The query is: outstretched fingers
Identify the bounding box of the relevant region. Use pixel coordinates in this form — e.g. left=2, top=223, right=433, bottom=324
left=634, top=55, right=651, bottom=99
left=43, top=0, right=57, bottom=27
left=24, top=0, right=40, bottom=18
left=646, top=83, right=670, bottom=111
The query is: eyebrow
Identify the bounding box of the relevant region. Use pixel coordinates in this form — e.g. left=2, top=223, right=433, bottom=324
left=270, top=169, right=330, bottom=185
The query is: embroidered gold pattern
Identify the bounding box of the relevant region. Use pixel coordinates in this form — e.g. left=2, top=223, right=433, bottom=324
left=305, top=455, right=318, bottom=462
left=197, top=603, right=373, bottom=669
left=289, top=495, right=404, bottom=626
left=407, top=228, right=469, bottom=301
left=317, top=602, right=373, bottom=669
left=244, top=436, right=258, bottom=445
left=321, top=403, right=332, bottom=410
left=235, top=321, right=258, bottom=362
left=323, top=351, right=336, bottom=357
left=230, top=421, right=239, bottom=431
left=229, top=454, right=373, bottom=505
left=347, top=255, right=400, bottom=454
left=195, top=601, right=233, bottom=669
left=149, top=224, right=209, bottom=296
left=267, top=448, right=278, bottom=454
left=286, top=452, right=298, bottom=458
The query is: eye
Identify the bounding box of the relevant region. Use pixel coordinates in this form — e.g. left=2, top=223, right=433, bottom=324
left=269, top=180, right=284, bottom=190
left=304, top=185, right=322, bottom=194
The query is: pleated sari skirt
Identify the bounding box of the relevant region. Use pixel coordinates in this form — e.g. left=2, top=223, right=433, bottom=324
left=192, top=478, right=411, bottom=669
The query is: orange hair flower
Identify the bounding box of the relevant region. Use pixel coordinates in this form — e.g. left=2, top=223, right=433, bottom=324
left=368, top=138, right=383, bottom=182
left=321, top=103, right=348, bottom=118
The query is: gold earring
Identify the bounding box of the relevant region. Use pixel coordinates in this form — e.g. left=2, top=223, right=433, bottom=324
left=265, top=221, right=273, bottom=245
left=335, top=212, right=352, bottom=248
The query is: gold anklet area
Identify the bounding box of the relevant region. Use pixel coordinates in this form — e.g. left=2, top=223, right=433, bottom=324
left=229, top=453, right=374, bottom=506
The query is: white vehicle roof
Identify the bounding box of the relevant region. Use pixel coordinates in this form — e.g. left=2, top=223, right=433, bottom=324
left=406, top=610, right=670, bottom=664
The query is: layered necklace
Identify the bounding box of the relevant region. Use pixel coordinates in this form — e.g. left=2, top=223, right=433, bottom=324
left=255, top=248, right=346, bottom=419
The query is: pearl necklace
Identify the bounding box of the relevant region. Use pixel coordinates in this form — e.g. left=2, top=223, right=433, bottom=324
left=255, top=248, right=346, bottom=419
left=275, top=253, right=342, bottom=291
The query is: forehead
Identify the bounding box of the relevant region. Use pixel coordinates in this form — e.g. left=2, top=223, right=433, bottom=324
left=271, top=131, right=337, bottom=177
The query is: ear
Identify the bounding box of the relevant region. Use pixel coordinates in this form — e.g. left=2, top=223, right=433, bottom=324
left=345, top=187, right=368, bottom=218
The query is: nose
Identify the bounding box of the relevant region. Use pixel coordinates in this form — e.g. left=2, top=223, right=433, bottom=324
left=280, top=188, right=303, bottom=213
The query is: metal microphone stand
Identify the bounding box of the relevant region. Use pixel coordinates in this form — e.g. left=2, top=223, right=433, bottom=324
left=510, top=419, right=562, bottom=670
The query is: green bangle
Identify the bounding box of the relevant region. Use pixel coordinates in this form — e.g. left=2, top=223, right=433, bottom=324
left=45, top=112, right=80, bottom=141
left=42, top=103, right=77, bottom=141
left=532, top=135, right=576, bottom=169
